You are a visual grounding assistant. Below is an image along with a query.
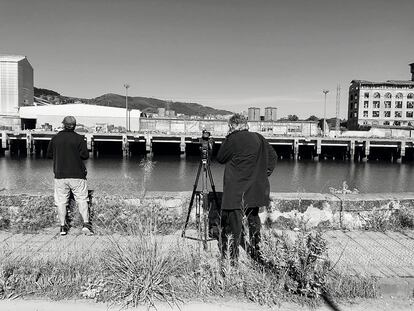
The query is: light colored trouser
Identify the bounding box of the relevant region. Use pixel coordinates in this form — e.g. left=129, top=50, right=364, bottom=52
left=54, top=178, right=89, bottom=225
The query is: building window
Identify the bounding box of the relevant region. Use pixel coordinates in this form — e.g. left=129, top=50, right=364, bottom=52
left=372, top=111, right=379, bottom=117
left=384, top=121, right=390, bottom=125
left=394, top=121, right=401, bottom=126
left=395, top=101, right=403, bottom=108
left=373, top=92, right=380, bottom=98
left=408, top=93, right=414, bottom=99
left=384, top=101, right=391, bottom=108
left=407, top=111, right=413, bottom=118
left=350, top=94, right=354, bottom=100
left=353, top=112, right=357, bottom=117
left=364, top=92, right=369, bottom=98
left=395, top=111, right=402, bottom=118
left=349, top=113, right=353, bottom=119
left=363, top=101, right=369, bottom=108
left=355, top=94, right=358, bottom=100
left=396, top=92, right=403, bottom=99
left=384, top=111, right=391, bottom=117
left=385, top=92, right=392, bottom=98
left=373, top=101, right=380, bottom=108
left=354, top=103, right=358, bottom=109
left=407, top=101, right=414, bottom=109
left=363, top=111, right=368, bottom=117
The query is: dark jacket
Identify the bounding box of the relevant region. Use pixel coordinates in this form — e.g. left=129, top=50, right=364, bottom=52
left=47, top=130, right=89, bottom=179
left=216, top=130, right=277, bottom=210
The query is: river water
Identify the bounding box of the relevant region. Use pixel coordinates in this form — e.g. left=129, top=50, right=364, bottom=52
left=1, top=155, right=414, bottom=195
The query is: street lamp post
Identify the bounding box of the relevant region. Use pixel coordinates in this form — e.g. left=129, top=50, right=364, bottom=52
left=323, top=89, right=329, bottom=135
left=124, top=84, right=130, bottom=131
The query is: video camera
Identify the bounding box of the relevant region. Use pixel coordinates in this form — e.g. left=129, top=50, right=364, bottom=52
left=199, top=130, right=214, bottom=160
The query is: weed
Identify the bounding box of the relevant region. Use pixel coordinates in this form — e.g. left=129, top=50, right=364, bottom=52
left=392, top=205, right=414, bottom=229
left=9, top=196, right=55, bottom=232
left=139, top=157, right=156, bottom=197
left=325, top=271, right=377, bottom=299
left=101, top=228, right=182, bottom=308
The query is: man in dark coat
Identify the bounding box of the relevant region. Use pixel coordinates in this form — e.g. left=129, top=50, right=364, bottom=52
left=47, top=116, right=93, bottom=236
left=216, top=113, right=277, bottom=262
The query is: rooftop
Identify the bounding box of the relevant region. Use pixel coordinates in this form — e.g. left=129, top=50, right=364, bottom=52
left=351, top=79, right=414, bottom=86
left=0, top=55, right=27, bottom=62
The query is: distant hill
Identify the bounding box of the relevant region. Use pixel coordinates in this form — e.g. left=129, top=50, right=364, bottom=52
left=33, top=87, right=233, bottom=117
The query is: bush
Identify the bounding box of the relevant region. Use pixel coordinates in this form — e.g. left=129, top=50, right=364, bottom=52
left=260, top=230, right=329, bottom=298
left=0, top=207, right=10, bottom=230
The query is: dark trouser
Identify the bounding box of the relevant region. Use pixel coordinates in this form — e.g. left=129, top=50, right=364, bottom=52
left=220, top=207, right=261, bottom=263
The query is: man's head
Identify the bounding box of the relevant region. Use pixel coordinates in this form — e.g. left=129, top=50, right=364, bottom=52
left=228, top=113, right=249, bottom=133
left=62, top=116, right=76, bottom=130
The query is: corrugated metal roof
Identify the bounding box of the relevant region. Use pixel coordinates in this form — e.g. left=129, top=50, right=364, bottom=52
left=0, top=55, right=27, bottom=62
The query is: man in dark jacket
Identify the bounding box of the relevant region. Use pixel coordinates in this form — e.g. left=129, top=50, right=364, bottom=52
left=217, top=113, right=277, bottom=262
left=47, top=116, right=93, bottom=236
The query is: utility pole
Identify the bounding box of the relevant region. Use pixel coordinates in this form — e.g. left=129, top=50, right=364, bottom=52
left=336, top=85, right=341, bottom=133
left=323, top=89, right=329, bottom=135
left=124, top=84, right=130, bottom=131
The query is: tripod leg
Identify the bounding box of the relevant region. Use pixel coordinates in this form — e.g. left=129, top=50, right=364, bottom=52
left=207, top=165, right=220, bottom=209
left=201, top=163, right=209, bottom=250
left=181, top=161, right=202, bottom=237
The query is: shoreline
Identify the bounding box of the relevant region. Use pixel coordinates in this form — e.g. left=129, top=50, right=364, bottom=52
left=1, top=191, right=414, bottom=230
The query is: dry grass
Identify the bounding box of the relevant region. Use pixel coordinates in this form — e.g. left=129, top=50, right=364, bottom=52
left=0, top=225, right=378, bottom=308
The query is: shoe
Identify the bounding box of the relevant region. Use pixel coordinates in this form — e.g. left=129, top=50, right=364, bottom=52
left=60, top=225, right=68, bottom=236
left=82, top=222, right=94, bottom=236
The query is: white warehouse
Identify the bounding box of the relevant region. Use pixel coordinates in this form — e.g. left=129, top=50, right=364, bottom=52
left=19, top=104, right=141, bottom=132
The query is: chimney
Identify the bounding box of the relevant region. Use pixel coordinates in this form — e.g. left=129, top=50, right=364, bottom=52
left=410, top=63, right=414, bottom=81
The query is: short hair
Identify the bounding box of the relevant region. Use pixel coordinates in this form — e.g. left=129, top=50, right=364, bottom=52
left=228, top=113, right=249, bottom=132
left=62, top=116, right=76, bottom=130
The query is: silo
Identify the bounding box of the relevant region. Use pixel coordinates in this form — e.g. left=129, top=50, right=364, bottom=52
left=248, top=107, right=260, bottom=121
left=264, top=107, right=277, bottom=121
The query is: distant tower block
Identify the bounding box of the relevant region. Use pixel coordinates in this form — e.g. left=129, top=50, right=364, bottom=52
left=410, top=63, right=414, bottom=81
left=264, top=107, right=277, bottom=121
left=0, top=55, right=34, bottom=116
left=158, top=107, right=166, bottom=117
left=248, top=107, right=260, bottom=121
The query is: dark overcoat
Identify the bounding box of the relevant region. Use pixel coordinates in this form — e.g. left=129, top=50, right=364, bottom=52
left=47, top=130, right=89, bottom=179
left=216, top=130, right=277, bottom=210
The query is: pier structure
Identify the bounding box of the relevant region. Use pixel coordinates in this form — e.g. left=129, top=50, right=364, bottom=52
left=1, top=130, right=413, bottom=162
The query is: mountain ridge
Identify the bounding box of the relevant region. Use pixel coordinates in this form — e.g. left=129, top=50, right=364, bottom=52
left=33, top=87, right=233, bottom=117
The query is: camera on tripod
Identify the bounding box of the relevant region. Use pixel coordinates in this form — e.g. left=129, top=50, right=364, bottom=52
left=199, top=130, right=213, bottom=160
left=182, top=129, right=219, bottom=250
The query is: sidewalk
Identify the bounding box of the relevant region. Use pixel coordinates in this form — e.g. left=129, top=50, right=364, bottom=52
left=1, top=229, right=413, bottom=297
left=0, top=297, right=413, bottom=311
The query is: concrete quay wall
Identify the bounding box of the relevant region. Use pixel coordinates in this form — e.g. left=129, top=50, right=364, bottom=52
left=1, top=191, right=413, bottom=230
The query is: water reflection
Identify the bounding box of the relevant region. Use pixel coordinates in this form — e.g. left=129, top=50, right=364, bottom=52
left=1, top=156, right=414, bottom=195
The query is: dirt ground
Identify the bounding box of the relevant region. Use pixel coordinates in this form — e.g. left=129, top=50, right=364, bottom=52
left=0, top=298, right=413, bottom=311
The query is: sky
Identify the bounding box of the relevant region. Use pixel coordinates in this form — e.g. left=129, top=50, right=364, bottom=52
left=1, top=0, right=413, bottom=118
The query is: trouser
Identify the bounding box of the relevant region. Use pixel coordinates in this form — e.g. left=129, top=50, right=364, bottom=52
left=54, top=178, right=89, bottom=226
left=220, top=207, right=261, bottom=262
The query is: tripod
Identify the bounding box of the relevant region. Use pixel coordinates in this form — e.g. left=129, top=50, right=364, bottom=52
left=182, top=152, right=220, bottom=250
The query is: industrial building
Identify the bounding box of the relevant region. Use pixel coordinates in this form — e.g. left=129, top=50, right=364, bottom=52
left=0, top=55, right=33, bottom=130
left=348, top=63, right=414, bottom=129
left=19, top=104, right=141, bottom=132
